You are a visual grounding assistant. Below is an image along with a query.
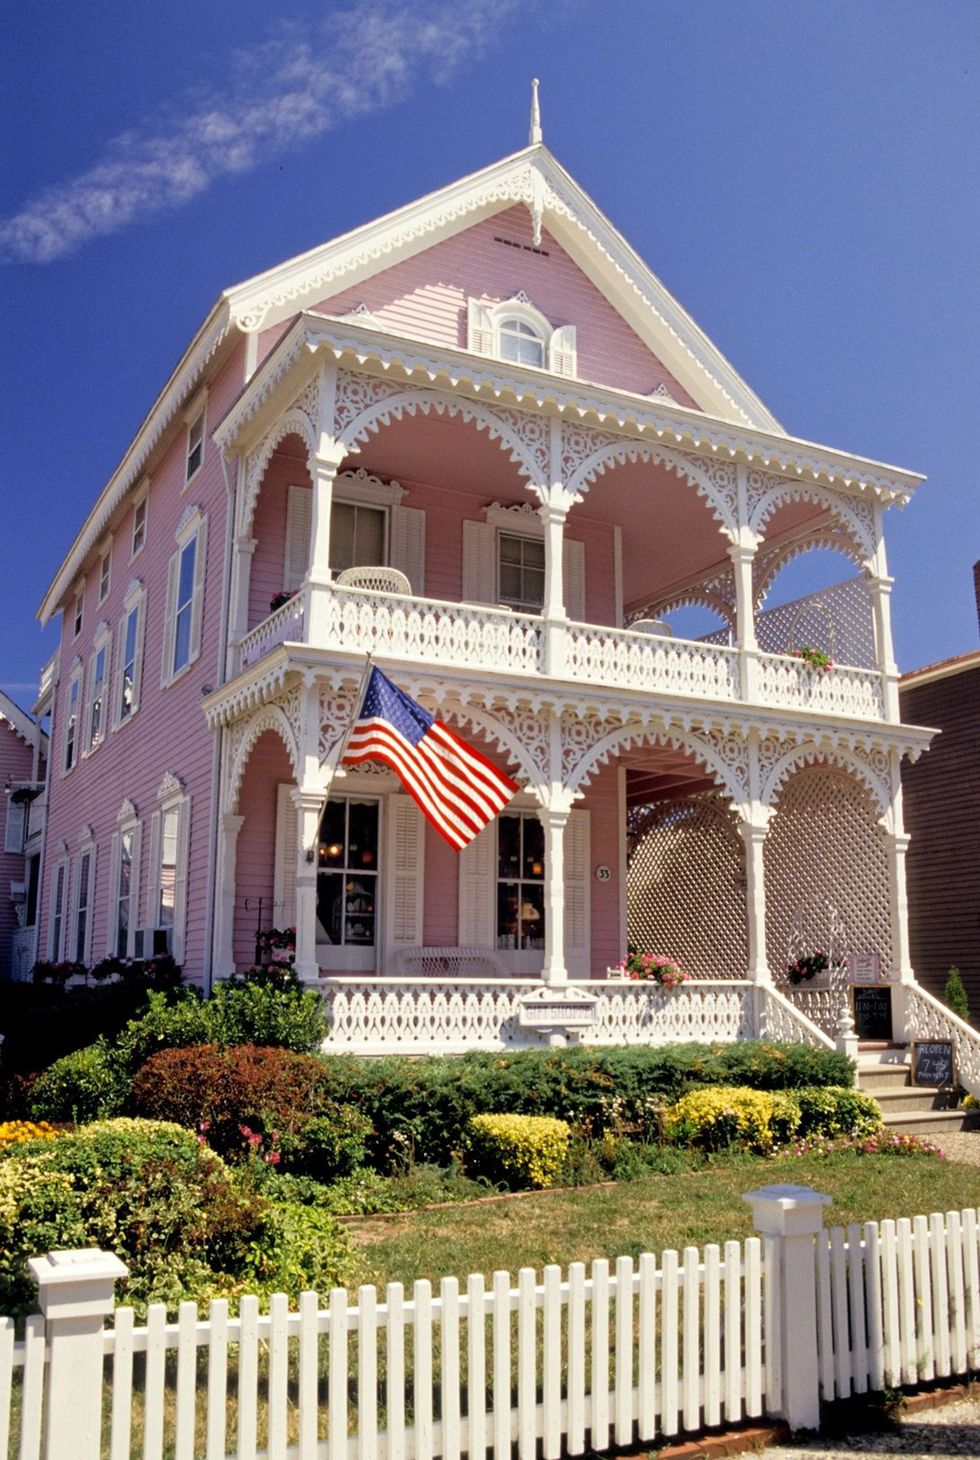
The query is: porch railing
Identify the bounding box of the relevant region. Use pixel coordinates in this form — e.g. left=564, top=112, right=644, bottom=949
left=319, top=977, right=831, bottom=1055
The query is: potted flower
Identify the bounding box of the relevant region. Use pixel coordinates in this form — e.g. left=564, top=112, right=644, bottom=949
left=614, top=950, right=689, bottom=989
left=269, top=589, right=298, bottom=614
left=255, top=927, right=296, bottom=966
left=786, top=950, right=834, bottom=986
left=792, top=645, right=834, bottom=673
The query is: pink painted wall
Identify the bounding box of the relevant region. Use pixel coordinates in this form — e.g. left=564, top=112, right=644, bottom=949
left=0, top=720, right=36, bottom=974
left=234, top=729, right=293, bottom=968
left=38, top=337, right=248, bottom=985
left=310, top=205, right=699, bottom=405
left=249, top=444, right=311, bottom=629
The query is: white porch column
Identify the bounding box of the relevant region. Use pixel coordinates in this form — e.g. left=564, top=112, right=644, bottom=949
left=212, top=812, right=244, bottom=979
left=738, top=815, right=772, bottom=983
left=869, top=573, right=900, bottom=721
left=292, top=788, right=324, bottom=982
left=540, top=499, right=568, bottom=678
left=538, top=805, right=569, bottom=986
left=883, top=748, right=914, bottom=984
left=728, top=535, right=760, bottom=702
left=227, top=535, right=256, bottom=676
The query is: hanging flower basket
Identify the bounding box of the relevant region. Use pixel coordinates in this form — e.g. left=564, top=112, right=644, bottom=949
left=255, top=927, right=296, bottom=966
left=269, top=589, right=298, bottom=614
left=613, top=951, right=690, bottom=989
left=792, top=645, right=834, bottom=673
left=786, top=950, right=844, bottom=986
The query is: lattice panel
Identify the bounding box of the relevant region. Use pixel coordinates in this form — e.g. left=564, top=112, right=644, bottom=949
left=627, top=795, right=748, bottom=979
left=764, top=765, right=892, bottom=983
left=755, top=577, right=876, bottom=668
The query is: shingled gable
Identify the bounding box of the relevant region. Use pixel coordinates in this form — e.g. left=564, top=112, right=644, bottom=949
left=223, top=142, right=782, bottom=433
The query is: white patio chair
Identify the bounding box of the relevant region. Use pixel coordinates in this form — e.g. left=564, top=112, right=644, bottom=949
left=336, top=565, right=412, bottom=594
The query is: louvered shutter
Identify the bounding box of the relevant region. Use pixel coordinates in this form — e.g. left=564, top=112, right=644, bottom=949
left=563, top=808, right=591, bottom=978
left=467, top=298, right=494, bottom=356
left=548, top=325, right=577, bottom=378
left=389, top=504, right=426, bottom=595
left=385, top=795, right=425, bottom=956
left=284, top=484, right=312, bottom=591
left=4, top=801, right=25, bottom=855
left=457, top=821, right=496, bottom=947
left=161, top=554, right=178, bottom=686
left=273, top=784, right=299, bottom=929
left=462, top=520, right=497, bottom=605
left=172, top=798, right=191, bottom=963
left=563, top=538, right=586, bottom=621
left=188, top=521, right=208, bottom=665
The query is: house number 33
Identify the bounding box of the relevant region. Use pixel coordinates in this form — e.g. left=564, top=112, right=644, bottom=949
left=594, top=865, right=612, bottom=882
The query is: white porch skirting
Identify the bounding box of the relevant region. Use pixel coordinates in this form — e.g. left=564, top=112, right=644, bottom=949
left=318, top=977, right=834, bottom=1056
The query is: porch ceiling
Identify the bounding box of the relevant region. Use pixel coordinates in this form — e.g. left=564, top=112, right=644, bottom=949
left=622, top=747, right=718, bottom=807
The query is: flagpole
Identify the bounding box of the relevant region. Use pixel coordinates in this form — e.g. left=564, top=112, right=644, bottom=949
left=332, top=652, right=374, bottom=773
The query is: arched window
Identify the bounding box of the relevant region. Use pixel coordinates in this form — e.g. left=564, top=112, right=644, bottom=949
left=497, top=317, right=546, bottom=367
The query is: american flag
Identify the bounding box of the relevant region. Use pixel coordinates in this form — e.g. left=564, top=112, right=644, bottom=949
left=342, top=667, right=518, bottom=849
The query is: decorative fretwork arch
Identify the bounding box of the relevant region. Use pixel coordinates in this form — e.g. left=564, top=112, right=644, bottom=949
left=564, top=441, right=739, bottom=536
left=761, top=743, right=890, bottom=819
left=753, top=525, right=870, bottom=607
left=240, top=410, right=316, bottom=537
left=226, top=706, right=300, bottom=813
left=440, top=700, right=546, bottom=794
left=566, top=720, right=749, bottom=813
left=335, top=385, right=547, bottom=488
left=748, top=479, right=875, bottom=564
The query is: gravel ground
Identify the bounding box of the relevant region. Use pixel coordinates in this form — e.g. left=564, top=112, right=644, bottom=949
left=932, top=1129, right=980, bottom=1166
left=758, top=1394, right=980, bottom=1459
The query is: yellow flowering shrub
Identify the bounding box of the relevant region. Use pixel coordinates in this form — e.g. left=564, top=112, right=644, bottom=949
left=663, top=1086, right=800, bottom=1154
left=0, top=1120, right=59, bottom=1148
left=466, top=1113, right=571, bottom=1189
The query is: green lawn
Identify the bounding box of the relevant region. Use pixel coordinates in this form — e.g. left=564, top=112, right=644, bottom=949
left=349, top=1150, right=980, bottom=1291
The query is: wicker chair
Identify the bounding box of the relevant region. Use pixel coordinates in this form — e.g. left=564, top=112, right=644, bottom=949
left=336, top=565, right=412, bottom=594
left=629, top=617, right=673, bottom=637
left=393, top=946, right=506, bottom=978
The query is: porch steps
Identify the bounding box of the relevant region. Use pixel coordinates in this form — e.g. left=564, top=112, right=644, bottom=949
left=855, top=1046, right=978, bottom=1137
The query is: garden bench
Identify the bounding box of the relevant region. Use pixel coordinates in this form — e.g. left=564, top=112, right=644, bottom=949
left=392, top=945, right=506, bottom=978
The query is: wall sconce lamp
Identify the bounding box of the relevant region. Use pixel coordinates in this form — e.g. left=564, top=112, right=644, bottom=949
left=305, top=848, right=315, bottom=864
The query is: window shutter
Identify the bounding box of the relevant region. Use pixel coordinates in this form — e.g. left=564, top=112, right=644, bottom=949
left=457, top=821, right=495, bottom=947
left=172, top=798, right=191, bottom=964
left=462, top=520, right=497, bottom=605
left=4, top=800, right=25, bottom=855
left=548, top=325, right=577, bottom=378
left=273, top=785, right=298, bottom=929
left=147, top=810, right=162, bottom=933
left=385, top=795, right=425, bottom=955
left=389, top=505, right=426, bottom=595
left=563, top=537, right=586, bottom=621
left=284, top=485, right=312, bottom=592
left=161, top=554, right=178, bottom=686
left=188, top=520, right=208, bottom=665
left=467, top=298, right=494, bottom=356
left=107, top=831, right=121, bottom=955
left=563, top=808, right=591, bottom=978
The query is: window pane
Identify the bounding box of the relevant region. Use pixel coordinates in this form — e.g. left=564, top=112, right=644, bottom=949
left=497, top=881, right=520, bottom=949
left=522, top=538, right=545, bottom=569
left=319, top=801, right=346, bottom=866
left=498, top=814, right=520, bottom=878
left=177, top=540, right=196, bottom=608
left=329, top=503, right=356, bottom=572
left=499, top=534, right=522, bottom=565
left=353, top=507, right=385, bottom=566
left=347, top=799, right=379, bottom=868
left=523, top=816, right=545, bottom=879
left=173, top=605, right=192, bottom=672
left=317, top=871, right=346, bottom=944
left=159, top=806, right=179, bottom=926
left=518, top=881, right=545, bottom=948
left=343, top=876, right=376, bottom=945
left=499, top=564, right=523, bottom=601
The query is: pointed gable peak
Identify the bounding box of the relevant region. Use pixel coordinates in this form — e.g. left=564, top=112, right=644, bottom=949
left=224, top=140, right=781, bottom=432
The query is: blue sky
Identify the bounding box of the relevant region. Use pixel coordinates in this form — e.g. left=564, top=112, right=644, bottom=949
left=2, top=0, right=978, bottom=703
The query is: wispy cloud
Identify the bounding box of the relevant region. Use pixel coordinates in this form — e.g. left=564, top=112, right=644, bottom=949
left=1, top=1, right=526, bottom=265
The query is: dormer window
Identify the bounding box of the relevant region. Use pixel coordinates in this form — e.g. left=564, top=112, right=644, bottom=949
left=498, top=318, right=545, bottom=368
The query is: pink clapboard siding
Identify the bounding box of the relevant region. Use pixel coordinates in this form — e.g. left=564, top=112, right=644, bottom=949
left=309, top=204, right=699, bottom=404
left=249, top=446, right=311, bottom=628
left=234, top=729, right=293, bottom=969
left=0, top=721, right=35, bottom=973
left=38, top=337, right=248, bottom=982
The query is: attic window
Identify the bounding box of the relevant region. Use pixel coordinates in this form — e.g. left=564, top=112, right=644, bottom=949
left=499, top=318, right=545, bottom=368
left=467, top=295, right=577, bottom=378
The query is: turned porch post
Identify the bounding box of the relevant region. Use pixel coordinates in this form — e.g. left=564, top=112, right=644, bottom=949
left=538, top=805, right=569, bottom=986
left=728, top=533, right=760, bottom=702
left=869, top=505, right=900, bottom=722
left=212, top=812, right=244, bottom=979
left=292, top=788, right=324, bottom=982
left=227, top=535, right=257, bottom=676
left=540, top=497, right=568, bottom=677
left=883, top=750, right=914, bottom=984
left=738, top=815, right=772, bottom=983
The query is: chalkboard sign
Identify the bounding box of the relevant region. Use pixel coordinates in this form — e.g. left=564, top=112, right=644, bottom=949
left=912, top=1041, right=955, bottom=1088
left=852, top=985, right=892, bottom=1040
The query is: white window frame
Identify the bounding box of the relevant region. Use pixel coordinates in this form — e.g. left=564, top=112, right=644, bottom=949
left=147, top=773, right=190, bottom=963
left=72, top=583, right=85, bottom=640
left=108, top=801, right=142, bottom=960
left=162, top=507, right=208, bottom=687
left=62, top=663, right=83, bottom=774
left=84, top=623, right=112, bottom=755
left=98, top=539, right=112, bottom=604
left=73, top=831, right=96, bottom=966
left=467, top=295, right=577, bottom=377
left=48, top=854, right=69, bottom=960
left=114, top=580, right=146, bottom=728
left=184, top=390, right=208, bottom=484
left=131, top=484, right=148, bottom=560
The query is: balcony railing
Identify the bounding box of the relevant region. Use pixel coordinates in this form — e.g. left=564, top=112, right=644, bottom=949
left=233, top=581, right=888, bottom=720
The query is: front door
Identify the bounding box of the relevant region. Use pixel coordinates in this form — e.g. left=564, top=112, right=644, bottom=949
left=316, top=795, right=381, bottom=972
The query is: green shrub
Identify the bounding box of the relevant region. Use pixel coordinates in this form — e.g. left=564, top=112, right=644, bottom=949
left=115, top=989, right=214, bottom=1073
left=130, top=1043, right=370, bottom=1179
left=663, top=1086, right=801, bottom=1154
left=944, top=966, right=971, bottom=1024
left=792, top=1086, right=883, bottom=1140
left=240, top=1200, right=358, bottom=1298
left=28, top=1042, right=128, bottom=1123
left=466, top=1113, right=571, bottom=1189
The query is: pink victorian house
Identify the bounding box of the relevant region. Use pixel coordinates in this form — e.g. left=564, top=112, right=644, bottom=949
left=32, top=118, right=978, bottom=1083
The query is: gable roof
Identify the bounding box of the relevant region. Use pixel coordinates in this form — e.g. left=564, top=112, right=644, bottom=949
left=0, top=689, right=43, bottom=749
left=223, top=142, right=783, bottom=433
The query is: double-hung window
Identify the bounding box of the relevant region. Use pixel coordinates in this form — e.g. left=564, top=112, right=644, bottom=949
left=115, top=585, right=145, bottom=725
left=49, top=859, right=68, bottom=959
left=111, top=807, right=141, bottom=960
left=63, top=669, right=82, bottom=773
left=86, top=629, right=111, bottom=753
left=498, top=532, right=545, bottom=613
left=98, top=546, right=111, bottom=603
left=185, top=402, right=206, bottom=482
left=329, top=501, right=387, bottom=575
left=74, top=841, right=95, bottom=964
left=496, top=812, right=545, bottom=951
left=131, top=493, right=147, bottom=557
left=163, top=509, right=207, bottom=685
left=149, top=775, right=190, bottom=961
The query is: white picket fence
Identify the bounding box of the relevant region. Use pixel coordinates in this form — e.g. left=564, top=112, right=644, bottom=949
left=3, top=1190, right=979, bottom=1460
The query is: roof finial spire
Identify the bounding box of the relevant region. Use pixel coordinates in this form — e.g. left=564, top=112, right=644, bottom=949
left=529, top=78, right=542, bottom=146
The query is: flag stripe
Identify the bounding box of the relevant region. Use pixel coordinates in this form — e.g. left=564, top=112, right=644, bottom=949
left=345, top=723, right=482, bottom=844
left=346, top=721, right=486, bottom=833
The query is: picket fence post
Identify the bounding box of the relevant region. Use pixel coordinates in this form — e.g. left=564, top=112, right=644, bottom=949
left=743, top=1184, right=831, bottom=1431
left=29, top=1248, right=128, bottom=1460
